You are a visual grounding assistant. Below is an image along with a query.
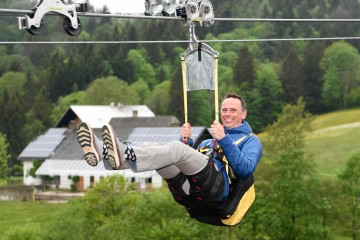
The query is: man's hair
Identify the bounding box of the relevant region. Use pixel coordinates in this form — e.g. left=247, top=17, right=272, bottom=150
left=222, top=93, right=247, bottom=111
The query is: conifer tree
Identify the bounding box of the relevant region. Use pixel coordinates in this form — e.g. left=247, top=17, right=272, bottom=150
left=338, top=152, right=360, bottom=240
left=278, top=44, right=306, bottom=104
left=264, top=99, right=330, bottom=239
left=233, top=47, right=256, bottom=89
left=303, top=41, right=325, bottom=113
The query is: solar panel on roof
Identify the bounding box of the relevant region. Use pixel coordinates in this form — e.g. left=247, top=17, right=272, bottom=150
left=46, top=128, right=67, bottom=135
left=19, top=128, right=66, bottom=159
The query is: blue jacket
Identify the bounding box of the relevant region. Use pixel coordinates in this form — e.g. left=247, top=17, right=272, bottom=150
left=197, top=120, right=262, bottom=177
left=196, top=120, right=262, bottom=200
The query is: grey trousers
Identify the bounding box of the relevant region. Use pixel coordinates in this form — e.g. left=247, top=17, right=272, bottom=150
left=97, top=139, right=209, bottom=179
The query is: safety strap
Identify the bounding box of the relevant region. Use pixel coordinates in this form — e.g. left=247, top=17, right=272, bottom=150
left=198, top=134, right=252, bottom=184
left=219, top=135, right=248, bottom=184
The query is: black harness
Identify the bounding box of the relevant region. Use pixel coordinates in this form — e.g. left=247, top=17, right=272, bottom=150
left=167, top=135, right=256, bottom=226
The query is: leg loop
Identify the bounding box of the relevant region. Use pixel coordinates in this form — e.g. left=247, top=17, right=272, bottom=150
left=188, top=159, right=225, bottom=205
left=165, top=172, right=191, bottom=207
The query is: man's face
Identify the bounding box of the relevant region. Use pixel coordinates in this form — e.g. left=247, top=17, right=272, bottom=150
left=221, top=97, right=247, bottom=129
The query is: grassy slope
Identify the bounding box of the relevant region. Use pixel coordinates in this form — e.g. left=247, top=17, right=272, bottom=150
left=0, top=201, right=63, bottom=234
left=305, top=108, right=360, bottom=177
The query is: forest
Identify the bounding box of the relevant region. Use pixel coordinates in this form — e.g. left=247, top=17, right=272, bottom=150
left=1, top=0, right=360, bottom=166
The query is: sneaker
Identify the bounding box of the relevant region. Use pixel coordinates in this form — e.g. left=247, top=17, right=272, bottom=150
left=77, top=122, right=101, bottom=166
left=101, top=124, right=125, bottom=170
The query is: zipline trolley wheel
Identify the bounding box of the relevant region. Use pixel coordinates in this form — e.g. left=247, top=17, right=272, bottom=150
left=17, top=0, right=87, bottom=36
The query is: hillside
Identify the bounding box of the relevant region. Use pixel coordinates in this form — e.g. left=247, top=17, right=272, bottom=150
left=305, top=108, right=360, bottom=177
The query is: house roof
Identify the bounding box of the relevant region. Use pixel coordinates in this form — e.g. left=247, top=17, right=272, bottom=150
left=56, top=105, right=155, bottom=128
left=36, top=159, right=157, bottom=178
left=18, top=128, right=67, bottom=160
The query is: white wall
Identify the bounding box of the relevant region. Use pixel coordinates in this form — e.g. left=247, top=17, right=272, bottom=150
left=23, top=161, right=41, bottom=186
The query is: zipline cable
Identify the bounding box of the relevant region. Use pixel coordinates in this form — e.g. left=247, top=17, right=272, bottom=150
left=1, top=36, right=360, bottom=45
left=3, top=8, right=360, bottom=22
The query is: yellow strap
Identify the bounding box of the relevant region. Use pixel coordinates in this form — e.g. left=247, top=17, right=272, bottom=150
left=234, top=135, right=247, bottom=145
left=180, top=56, right=188, bottom=123
left=214, top=55, right=219, bottom=122
left=221, top=184, right=255, bottom=226
left=221, top=135, right=248, bottom=184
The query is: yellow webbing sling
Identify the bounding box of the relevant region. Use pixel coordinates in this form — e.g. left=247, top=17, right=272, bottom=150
left=219, top=135, right=247, bottom=184
left=220, top=135, right=255, bottom=225
left=196, top=134, right=256, bottom=226
left=218, top=134, right=256, bottom=226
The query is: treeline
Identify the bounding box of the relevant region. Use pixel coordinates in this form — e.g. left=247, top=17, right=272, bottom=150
left=1, top=0, right=360, bottom=166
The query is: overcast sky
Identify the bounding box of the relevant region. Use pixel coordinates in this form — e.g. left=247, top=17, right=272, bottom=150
left=89, top=0, right=145, bottom=13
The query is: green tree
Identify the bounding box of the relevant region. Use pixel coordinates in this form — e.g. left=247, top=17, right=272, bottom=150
left=126, top=48, right=157, bottom=88
left=0, top=72, right=27, bottom=95
left=0, top=90, right=26, bottom=161
left=81, top=76, right=140, bottom=105
left=131, top=79, right=150, bottom=104
left=0, top=133, right=10, bottom=178
left=303, top=41, right=325, bottom=113
left=338, top=151, right=360, bottom=240
left=23, top=86, right=53, bottom=142
left=0, top=51, right=34, bottom=76
left=278, top=44, right=306, bottom=104
left=145, top=80, right=171, bottom=115
left=264, top=99, right=330, bottom=239
left=245, top=63, right=285, bottom=132
left=233, top=47, right=256, bottom=89
left=320, top=41, right=360, bottom=109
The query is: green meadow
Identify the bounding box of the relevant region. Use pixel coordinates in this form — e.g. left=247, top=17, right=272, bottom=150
left=306, top=108, right=360, bottom=176
left=0, top=201, right=62, bottom=234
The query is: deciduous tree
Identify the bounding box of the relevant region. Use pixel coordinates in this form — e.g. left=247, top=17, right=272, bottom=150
left=0, top=133, right=10, bottom=178
left=320, top=41, right=360, bottom=109
left=81, top=76, right=140, bottom=105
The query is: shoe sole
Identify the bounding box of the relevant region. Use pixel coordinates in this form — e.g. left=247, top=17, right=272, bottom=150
left=102, top=124, right=122, bottom=170
left=77, top=122, right=100, bottom=166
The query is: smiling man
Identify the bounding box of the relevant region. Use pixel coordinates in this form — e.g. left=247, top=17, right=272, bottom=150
left=77, top=93, right=262, bottom=226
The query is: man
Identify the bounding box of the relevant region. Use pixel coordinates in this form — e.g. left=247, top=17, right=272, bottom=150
left=77, top=93, right=262, bottom=226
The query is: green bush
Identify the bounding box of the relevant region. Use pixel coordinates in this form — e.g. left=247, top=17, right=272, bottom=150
left=2, top=223, right=42, bottom=240
left=41, top=200, right=89, bottom=240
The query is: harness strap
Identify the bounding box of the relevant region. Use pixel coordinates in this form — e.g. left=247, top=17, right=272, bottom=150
left=198, top=134, right=253, bottom=184
left=220, top=135, right=248, bottom=184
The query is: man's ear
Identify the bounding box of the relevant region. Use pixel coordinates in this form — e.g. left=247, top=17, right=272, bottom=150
left=242, top=109, right=247, bottom=120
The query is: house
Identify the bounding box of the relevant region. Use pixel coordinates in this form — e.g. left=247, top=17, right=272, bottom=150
left=18, top=104, right=212, bottom=191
